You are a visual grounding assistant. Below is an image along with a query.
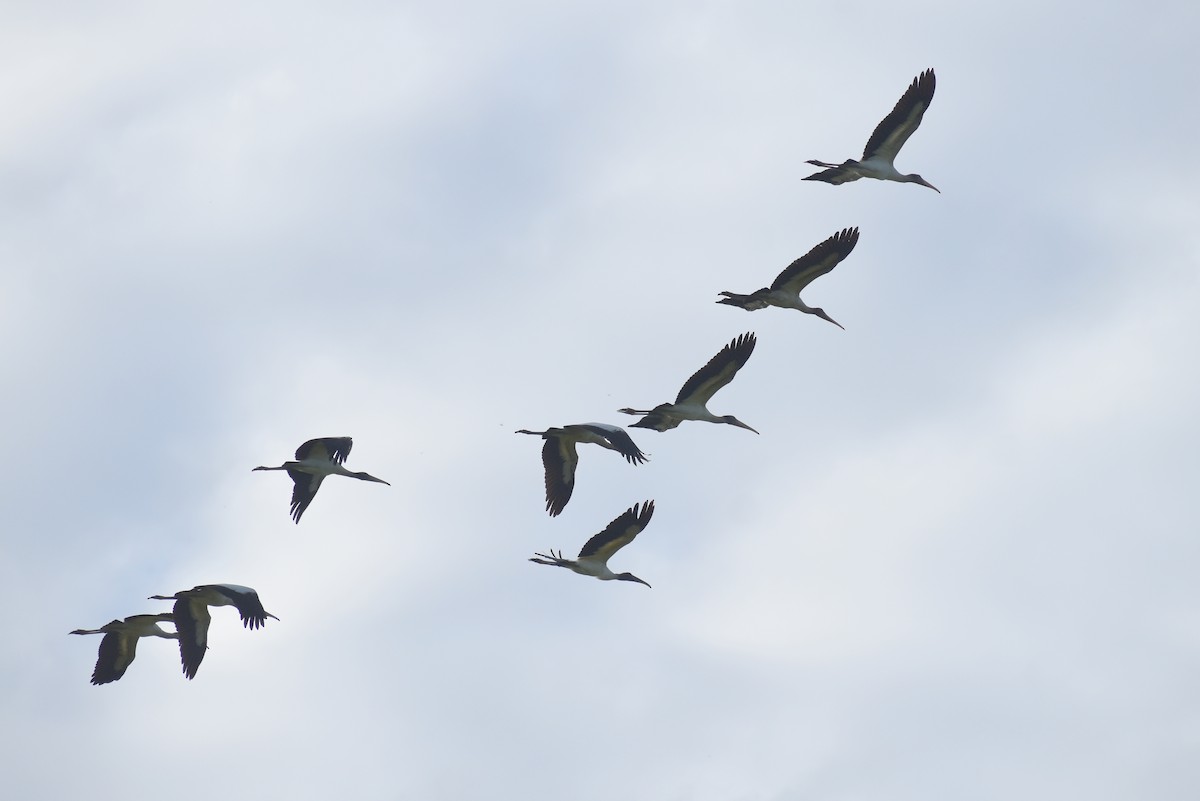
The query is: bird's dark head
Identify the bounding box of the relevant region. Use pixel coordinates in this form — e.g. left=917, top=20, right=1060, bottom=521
left=722, top=415, right=759, bottom=434
left=808, top=307, right=845, bottom=330
left=907, top=174, right=940, bottom=193
left=617, top=572, right=651, bottom=588
left=354, top=471, right=391, bottom=485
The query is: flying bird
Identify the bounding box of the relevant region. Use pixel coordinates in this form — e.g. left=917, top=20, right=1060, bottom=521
left=253, top=437, right=390, bottom=523
left=70, top=613, right=178, bottom=685
left=619, top=332, right=759, bottom=433
left=516, top=423, right=648, bottom=517
left=149, top=584, right=278, bottom=680
left=803, top=69, right=939, bottom=191
left=530, top=500, right=655, bottom=587
left=717, top=227, right=860, bottom=328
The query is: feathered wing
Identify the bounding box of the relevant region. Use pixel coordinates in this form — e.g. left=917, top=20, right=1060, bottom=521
left=542, top=437, right=577, bottom=517
left=211, top=585, right=277, bottom=629
left=772, top=228, right=860, bottom=294
left=174, top=599, right=211, bottom=680
left=288, top=469, right=323, bottom=523
left=674, top=333, right=757, bottom=405
left=578, top=501, right=655, bottom=562
left=236, top=597, right=274, bottom=630
left=861, top=69, right=935, bottom=162
left=295, top=436, right=353, bottom=465
left=91, top=631, right=131, bottom=685
left=579, top=424, right=648, bottom=464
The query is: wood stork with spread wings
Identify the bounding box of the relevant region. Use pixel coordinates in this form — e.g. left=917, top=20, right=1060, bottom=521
left=619, top=332, right=759, bottom=433
left=804, top=69, right=939, bottom=191
left=516, top=423, right=648, bottom=517
left=717, top=227, right=860, bottom=328
left=530, top=500, right=655, bottom=587
left=70, top=613, right=178, bottom=685
left=253, top=437, right=390, bottom=523
left=149, top=584, right=278, bottom=680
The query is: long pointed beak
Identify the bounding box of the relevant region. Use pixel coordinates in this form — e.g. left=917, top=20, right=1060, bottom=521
left=730, top=419, right=759, bottom=434
left=919, top=178, right=940, bottom=193
left=813, top=309, right=845, bottom=330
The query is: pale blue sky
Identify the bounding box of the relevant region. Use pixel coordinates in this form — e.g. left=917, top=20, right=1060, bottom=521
left=2, top=2, right=1198, bottom=799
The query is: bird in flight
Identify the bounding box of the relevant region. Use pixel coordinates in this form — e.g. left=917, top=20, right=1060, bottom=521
left=516, top=423, right=648, bottom=516
left=530, top=500, right=656, bottom=587
left=254, top=437, right=389, bottom=523
left=149, top=584, right=278, bottom=679
left=70, top=613, right=178, bottom=685
left=717, top=227, right=860, bottom=329
left=619, top=333, right=759, bottom=433
left=804, top=69, right=939, bottom=192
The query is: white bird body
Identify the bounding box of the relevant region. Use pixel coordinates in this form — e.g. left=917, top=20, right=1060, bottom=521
left=70, top=613, right=178, bottom=685
left=619, top=332, right=759, bottom=433
left=567, top=555, right=622, bottom=580
left=804, top=69, right=939, bottom=192
left=530, top=500, right=655, bottom=587
left=254, top=436, right=390, bottom=523
left=149, top=583, right=278, bottom=679
left=718, top=227, right=860, bottom=328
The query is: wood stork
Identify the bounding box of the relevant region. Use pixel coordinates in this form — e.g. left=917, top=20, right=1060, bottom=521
left=516, top=423, right=648, bottom=517
left=253, top=437, right=390, bottom=523
left=803, top=69, right=939, bottom=192
left=149, top=584, right=278, bottom=680
left=619, top=332, right=759, bottom=433
left=717, top=227, right=860, bottom=329
left=70, top=613, right=177, bottom=685
left=530, top=500, right=655, bottom=587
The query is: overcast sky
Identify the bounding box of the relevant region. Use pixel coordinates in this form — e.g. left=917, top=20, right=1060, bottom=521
left=3, top=1, right=1198, bottom=799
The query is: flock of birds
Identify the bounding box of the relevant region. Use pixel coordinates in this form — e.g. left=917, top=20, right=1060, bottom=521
left=72, top=67, right=940, bottom=685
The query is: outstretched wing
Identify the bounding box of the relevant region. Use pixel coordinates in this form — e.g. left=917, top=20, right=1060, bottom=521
left=861, top=68, right=935, bottom=163
left=578, top=500, right=655, bottom=562
left=771, top=228, right=860, bottom=294
left=675, top=333, right=757, bottom=406
left=288, top=469, right=323, bottom=523
left=174, top=598, right=211, bottom=680
left=541, top=436, right=578, bottom=517
left=91, top=631, right=133, bottom=685
left=295, top=437, right=353, bottom=464
left=212, top=584, right=277, bottom=629
left=578, top=423, right=648, bottom=465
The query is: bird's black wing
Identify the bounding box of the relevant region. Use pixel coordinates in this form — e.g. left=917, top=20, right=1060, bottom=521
left=861, top=69, right=935, bottom=162
left=225, top=588, right=276, bottom=630
left=174, top=598, right=210, bottom=680
left=674, top=333, right=757, bottom=406
left=288, top=469, right=322, bottom=523
left=579, top=424, right=648, bottom=465
left=91, top=631, right=130, bottom=685
left=771, top=228, right=860, bottom=293
left=542, top=436, right=577, bottom=517
left=295, top=436, right=353, bottom=465
left=578, top=500, right=655, bottom=561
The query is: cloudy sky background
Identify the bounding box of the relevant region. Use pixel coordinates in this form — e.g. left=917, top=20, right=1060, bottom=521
left=3, top=1, right=1198, bottom=799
